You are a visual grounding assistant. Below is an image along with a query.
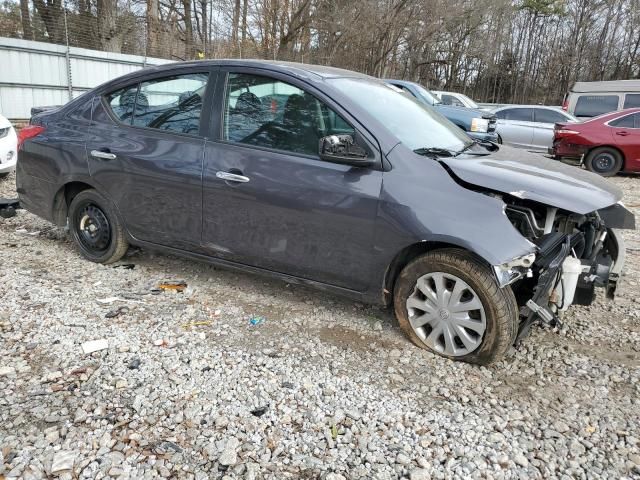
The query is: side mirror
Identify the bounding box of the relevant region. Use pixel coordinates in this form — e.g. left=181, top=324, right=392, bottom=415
left=319, top=134, right=374, bottom=167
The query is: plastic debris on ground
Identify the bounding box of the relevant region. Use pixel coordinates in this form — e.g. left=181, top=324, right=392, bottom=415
left=249, top=316, right=265, bottom=326
left=113, top=263, right=135, bottom=270
left=181, top=321, right=212, bottom=329
left=153, top=281, right=187, bottom=294
left=81, top=339, right=108, bottom=354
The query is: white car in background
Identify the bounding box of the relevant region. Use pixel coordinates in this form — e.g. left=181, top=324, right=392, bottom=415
left=491, top=105, right=579, bottom=152
left=432, top=90, right=480, bottom=109
left=0, top=114, right=18, bottom=178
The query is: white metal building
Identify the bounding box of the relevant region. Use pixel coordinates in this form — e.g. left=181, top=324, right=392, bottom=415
left=0, top=37, right=171, bottom=120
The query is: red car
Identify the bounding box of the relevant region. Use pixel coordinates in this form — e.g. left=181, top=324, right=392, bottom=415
left=550, top=107, right=640, bottom=176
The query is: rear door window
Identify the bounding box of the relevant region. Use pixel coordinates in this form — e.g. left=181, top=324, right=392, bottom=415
left=574, top=95, right=619, bottom=117
left=132, top=73, right=209, bottom=135
left=623, top=94, right=640, bottom=109
left=609, top=114, right=635, bottom=128
left=496, top=108, right=533, bottom=121
left=610, top=113, right=640, bottom=128
left=534, top=108, right=569, bottom=124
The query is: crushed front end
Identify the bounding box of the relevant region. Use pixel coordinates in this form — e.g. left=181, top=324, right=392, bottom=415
left=500, top=199, right=635, bottom=339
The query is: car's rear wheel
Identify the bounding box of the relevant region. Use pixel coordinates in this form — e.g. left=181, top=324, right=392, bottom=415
left=393, top=249, right=518, bottom=365
left=69, top=189, right=128, bottom=264
left=584, top=147, right=623, bottom=177
left=497, top=135, right=503, bottom=145
left=0, top=172, right=9, bottom=179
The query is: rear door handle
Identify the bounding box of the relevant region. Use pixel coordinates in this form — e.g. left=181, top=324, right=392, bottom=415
left=615, top=131, right=629, bottom=136
left=216, top=171, right=250, bottom=183
left=91, top=150, right=117, bottom=160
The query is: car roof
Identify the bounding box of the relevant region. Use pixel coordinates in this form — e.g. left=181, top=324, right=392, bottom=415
left=130, top=59, right=371, bottom=81
left=90, top=59, right=377, bottom=95
left=583, top=107, right=640, bottom=123
left=492, top=105, right=565, bottom=111
left=572, top=80, right=640, bottom=93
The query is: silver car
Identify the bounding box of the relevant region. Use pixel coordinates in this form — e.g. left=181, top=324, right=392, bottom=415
left=492, top=105, right=578, bottom=151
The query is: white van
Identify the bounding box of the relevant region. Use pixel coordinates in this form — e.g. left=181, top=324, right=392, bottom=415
left=564, top=80, right=640, bottom=119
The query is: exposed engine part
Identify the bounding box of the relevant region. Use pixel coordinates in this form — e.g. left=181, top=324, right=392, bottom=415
left=505, top=205, right=545, bottom=239
left=551, top=256, right=583, bottom=311
left=525, top=299, right=555, bottom=325
left=543, top=207, right=557, bottom=234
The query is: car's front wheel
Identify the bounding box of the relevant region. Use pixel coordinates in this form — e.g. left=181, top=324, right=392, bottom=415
left=69, top=189, right=129, bottom=264
left=394, top=249, right=518, bottom=365
left=584, top=147, right=623, bottom=177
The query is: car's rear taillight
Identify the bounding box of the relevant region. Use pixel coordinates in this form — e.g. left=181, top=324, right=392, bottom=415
left=17, top=125, right=45, bottom=150
left=561, top=93, right=568, bottom=111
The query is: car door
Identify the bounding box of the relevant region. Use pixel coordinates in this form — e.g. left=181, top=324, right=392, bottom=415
left=608, top=113, right=640, bottom=170
left=87, top=68, right=215, bottom=250
left=494, top=108, right=534, bottom=148
left=201, top=69, right=383, bottom=291
left=531, top=108, right=573, bottom=151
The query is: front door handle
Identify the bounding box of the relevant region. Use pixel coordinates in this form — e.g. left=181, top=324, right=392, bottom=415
left=615, top=131, right=629, bottom=136
left=216, top=171, right=250, bottom=183
left=91, top=150, right=117, bottom=160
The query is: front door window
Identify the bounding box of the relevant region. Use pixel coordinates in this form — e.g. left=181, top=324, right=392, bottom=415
left=222, top=73, right=354, bottom=156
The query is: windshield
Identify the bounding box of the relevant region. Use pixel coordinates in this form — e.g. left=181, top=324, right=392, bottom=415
left=329, top=78, right=471, bottom=151
left=411, top=84, right=441, bottom=105
left=459, top=94, right=479, bottom=109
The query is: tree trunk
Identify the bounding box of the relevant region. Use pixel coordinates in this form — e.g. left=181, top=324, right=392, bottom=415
left=182, top=0, right=193, bottom=58
left=20, top=0, right=32, bottom=40
left=32, top=0, right=65, bottom=44
left=97, top=0, right=120, bottom=52
left=146, top=0, right=159, bottom=57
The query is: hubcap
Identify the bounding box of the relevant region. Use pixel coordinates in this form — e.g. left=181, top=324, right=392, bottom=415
left=75, top=203, right=111, bottom=253
left=406, top=272, right=486, bottom=357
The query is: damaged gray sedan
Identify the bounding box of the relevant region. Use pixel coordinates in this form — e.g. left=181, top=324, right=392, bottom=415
left=16, top=60, right=635, bottom=364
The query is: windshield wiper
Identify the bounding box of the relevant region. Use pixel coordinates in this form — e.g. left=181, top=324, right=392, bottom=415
left=414, top=147, right=457, bottom=157
left=454, top=139, right=497, bottom=156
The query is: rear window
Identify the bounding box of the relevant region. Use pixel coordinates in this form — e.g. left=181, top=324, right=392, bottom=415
left=574, top=95, right=619, bottom=117
left=534, top=109, right=568, bottom=124
left=623, top=94, right=640, bottom=109
left=496, top=108, right=533, bottom=122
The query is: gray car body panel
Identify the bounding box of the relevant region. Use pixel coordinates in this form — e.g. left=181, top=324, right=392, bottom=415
left=441, top=145, right=622, bottom=214
left=16, top=59, right=623, bottom=305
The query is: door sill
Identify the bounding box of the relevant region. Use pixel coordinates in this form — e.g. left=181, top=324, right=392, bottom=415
left=129, top=238, right=365, bottom=302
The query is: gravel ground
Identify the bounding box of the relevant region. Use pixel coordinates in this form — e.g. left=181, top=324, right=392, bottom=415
left=1, top=170, right=639, bottom=480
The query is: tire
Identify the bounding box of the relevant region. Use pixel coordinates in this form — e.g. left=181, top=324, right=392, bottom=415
left=0, top=172, right=9, bottom=179
left=393, top=249, right=518, bottom=365
left=68, top=189, right=129, bottom=264
left=584, top=147, right=623, bottom=177
left=497, top=135, right=503, bottom=145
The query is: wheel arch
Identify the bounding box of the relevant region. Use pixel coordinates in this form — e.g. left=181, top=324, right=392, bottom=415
left=382, top=241, right=493, bottom=306
left=51, top=180, right=100, bottom=226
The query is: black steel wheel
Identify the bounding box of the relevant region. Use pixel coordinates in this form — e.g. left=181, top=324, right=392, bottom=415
left=585, top=147, right=623, bottom=177
left=69, top=189, right=129, bottom=263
